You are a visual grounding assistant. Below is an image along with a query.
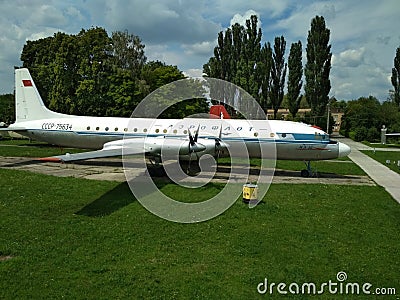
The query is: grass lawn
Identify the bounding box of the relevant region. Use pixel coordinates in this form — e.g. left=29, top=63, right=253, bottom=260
left=362, top=141, right=400, bottom=149
left=361, top=150, right=400, bottom=174
left=0, top=168, right=399, bottom=299
left=0, top=138, right=87, bottom=157
left=218, top=157, right=365, bottom=176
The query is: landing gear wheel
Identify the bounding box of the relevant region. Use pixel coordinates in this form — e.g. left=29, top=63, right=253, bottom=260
left=179, top=159, right=200, bottom=176
left=301, top=169, right=310, bottom=177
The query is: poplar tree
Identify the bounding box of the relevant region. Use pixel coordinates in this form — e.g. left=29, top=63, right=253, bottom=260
left=203, top=15, right=264, bottom=112
left=391, top=46, right=400, bottom=108
left=269, top=36, right=287, bottom=119
left=305, top=16, right=332, bottom=119
left=287, top=41, right=303, bottom=118
left=259, top=42, right=273, bottom=111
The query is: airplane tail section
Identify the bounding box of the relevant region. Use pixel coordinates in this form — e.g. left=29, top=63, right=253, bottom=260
left=209, top=105, right=231, bottom=119
left=15, top=68, right=61, bottom=122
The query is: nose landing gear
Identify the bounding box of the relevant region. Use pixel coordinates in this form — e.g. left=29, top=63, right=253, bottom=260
left=301, top=161, right=313, bottom=177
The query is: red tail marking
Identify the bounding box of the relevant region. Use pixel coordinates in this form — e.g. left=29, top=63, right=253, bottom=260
left=22, top=80, right=33, bottom=87
left=311, top=125, right=322, bottom=130
left=209, top=105, right=231, bottom=119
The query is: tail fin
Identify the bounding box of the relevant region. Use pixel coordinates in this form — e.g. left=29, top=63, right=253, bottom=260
left=209, top=105, right=231, bottom=119
left=15, top=68, right=61, bottom=122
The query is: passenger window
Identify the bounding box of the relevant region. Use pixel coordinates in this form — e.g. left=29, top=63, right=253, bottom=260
left=114, top=127, right=118, bottom=131
left=96, top=127, right=99, bottom=131
left=163, top=129, right=167, bottom=133
left=173, top=129, right=177, bottom=134
left=87, top=126, right=90, bottom=130
left=282, top=133, right=286, bottom=138
left=155, top=129, right=160, bottom=133
left=105, top=127, right=109, bottom=131
left=143, top=128, right=147, bottom=133
left=133, top=128, right=137, bottom=132
left=254, top=132, right=258, bottom=137
left=124, top=128, right=128, bottom=132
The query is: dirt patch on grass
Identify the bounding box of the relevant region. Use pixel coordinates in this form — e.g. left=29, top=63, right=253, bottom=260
left=0, top=255, right=13, bottom=261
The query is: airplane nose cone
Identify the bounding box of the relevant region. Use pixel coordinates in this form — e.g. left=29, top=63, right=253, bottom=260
left=338, top=142, right=351, bottom=157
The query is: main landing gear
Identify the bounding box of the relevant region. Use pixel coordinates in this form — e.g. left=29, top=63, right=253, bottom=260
left=300, top=161, right=313, bottom=178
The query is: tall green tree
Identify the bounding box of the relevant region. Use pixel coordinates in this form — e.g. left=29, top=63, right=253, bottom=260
left=391, top=46, right=400, bottom=108
left=21, top=32, right=68, bottom=105
left=203, top=15, right=264, bottom=113
left=110, top=31, right=146, bottom=77
left=287, top=41, right=303, bottom=118
left=305, top=16, right=332, bottom=120
left=73, top=27, right=112, bottom=116
left=269, top=36, right=287, bottom=119
left=259, top=42, right=273, bottom=111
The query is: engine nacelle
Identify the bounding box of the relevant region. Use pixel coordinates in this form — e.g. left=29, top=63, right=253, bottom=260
left=143, top=136, right=226, bottom=158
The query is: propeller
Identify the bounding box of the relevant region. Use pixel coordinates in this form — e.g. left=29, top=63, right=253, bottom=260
left=187, top=125, right=202, bottom=174
left=215, top=124, right=223, bottom=161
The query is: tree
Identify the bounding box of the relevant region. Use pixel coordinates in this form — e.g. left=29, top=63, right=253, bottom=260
left=287, top=41, right=303, bottom=118
left=340, top=96, right=384, bottom=141
left=21, top=33, right=69, bottom=106
left=305, top=16, right=332, bottom=121
left=19, top=27, right=200, bottom=118
left=269, top=36, right=287, bottom=119
left=391, top=46, right=400, bottom=108
left=203, top=15, right=264, bottom=112
left=0, top=94, right=14, bottom=124
left=110, top=31, right=146, bottom=77
left=259, top=42, right=273, bottom=111
left=73, top=27, right=113, bottom=116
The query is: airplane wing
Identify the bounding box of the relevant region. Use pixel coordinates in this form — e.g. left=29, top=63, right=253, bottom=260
left=39, top=138, right=147, bottom=162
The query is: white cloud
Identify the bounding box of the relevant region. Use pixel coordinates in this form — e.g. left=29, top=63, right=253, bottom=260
left=332, top=47, right=365, bottom=68
left=230, top=9, right=261, bottom=27
left=103, top=0, right=221, bottom=44
left=183, top=41, right=215, bottom=56
left=29, top=4, right=67, bottom=27
left=183, top=68, right=204, bottom=78
left=65, top=6, right=84, bottom=21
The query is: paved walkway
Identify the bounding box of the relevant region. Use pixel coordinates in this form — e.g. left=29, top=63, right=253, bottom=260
left=340, top=138, right=400, bottom=204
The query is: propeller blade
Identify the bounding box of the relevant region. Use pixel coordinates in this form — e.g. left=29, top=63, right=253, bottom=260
left=218, top=124, right=222, bottom=139
left=188, top=129, right=195, bottom=146
left=194, top=124, right=200, bottom=142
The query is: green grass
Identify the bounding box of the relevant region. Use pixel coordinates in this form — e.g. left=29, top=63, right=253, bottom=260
left=218, top=156, right=365, bottom=176
left=0, top=169, right=399, bottom=299
left=362, top=150, right=400, bottom=174
left=0, top=138, right=87, bottom=157
left=362, top=141, right=400, bottom=148
left=275, top=159, right=365, bottom=176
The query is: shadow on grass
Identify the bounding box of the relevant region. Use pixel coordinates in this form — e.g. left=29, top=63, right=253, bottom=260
left=76, top=180, right=170, bottom=217
left=76, top=183, right=136, bottom=217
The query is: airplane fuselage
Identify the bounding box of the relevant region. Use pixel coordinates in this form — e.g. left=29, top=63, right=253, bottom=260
left=13, top=116, right=345, bottom=161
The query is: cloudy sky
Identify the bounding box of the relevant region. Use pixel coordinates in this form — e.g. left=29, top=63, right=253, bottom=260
left=1, top=0, right=399, bottom=101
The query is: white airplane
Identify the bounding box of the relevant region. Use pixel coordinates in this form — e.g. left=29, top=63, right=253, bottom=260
left=2, top=68, right=351, bottom=177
